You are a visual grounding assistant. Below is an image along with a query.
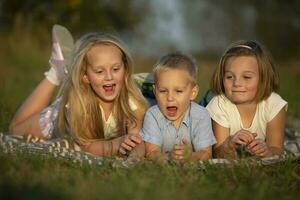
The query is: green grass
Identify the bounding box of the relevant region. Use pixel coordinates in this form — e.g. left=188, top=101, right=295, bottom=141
left=0, top=31, right=300, bottom=199
left=0, top=152, right=300, bottom=199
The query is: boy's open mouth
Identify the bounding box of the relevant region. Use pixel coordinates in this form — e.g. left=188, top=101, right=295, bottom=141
left=166, top=106, right=177, bottom=117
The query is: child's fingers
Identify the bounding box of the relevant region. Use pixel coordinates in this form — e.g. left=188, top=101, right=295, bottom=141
left=172, top=146, right=192, bottom=160
left=246, top=139, right=267, bottom=156
left=248, top=141, right=267, bottom=155
left=251, top=132, right=258, bottom=138
left=234, top=135, right=249, bottom=145
left=124, top=138, right=137, bottom=148
left=129, top=135, right=142, bottom=144
left=236, top=138, right=248, bottom=145
left=171, top=152, right=184, bottom=160
left=119, top=148, right=127, bottom=155
left=182, top=138, right=188, bottom=145
left=174, top=155, right=184, bottom=160
left=238, top=130, right=257, bottom=142
left=173, top=144, right=185, bottom=151
left=234, top=131, right=255, bottom=144
left=171, top=147, right=184, bottom=161
left=248, top=146, right=265, bottom=156
left=252, top=145, right=266, bottom=155
left=242, top=131, right=256, bottom=142
left=173, top=149, right=184, bottom=156
left=247, top=139, right=262, bottom=149
left=243, top=131, right=256, bottom=141
left=121, top=142, right=133, bottom=151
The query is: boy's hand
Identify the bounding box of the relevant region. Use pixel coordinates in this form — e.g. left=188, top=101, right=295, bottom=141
left=119, top=135, right=142, bottom=155
left=171, top=139, right=192, bottom=161
left=230, top=130, right=257, bottom=148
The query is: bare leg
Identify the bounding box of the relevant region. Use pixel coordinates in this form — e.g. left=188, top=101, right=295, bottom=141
left=9, top=25, right=74, bottom=138
left=9, top=79, right=57, bottom=137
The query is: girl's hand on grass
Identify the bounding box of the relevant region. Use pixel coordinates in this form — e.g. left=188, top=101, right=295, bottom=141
left=246, top=139, right=272, bottom=157
left=171, top=139, right=192, bottom=161
left=119, top=135, right=142, bottom=155
left=230, top=130, right=257, bottom=149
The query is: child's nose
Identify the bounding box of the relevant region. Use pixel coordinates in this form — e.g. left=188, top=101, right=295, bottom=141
left=167, top=92, right=174, bottom=101
left=233, top=77, right=242, bottom=86
left=105, top=71, right=113, bottom=80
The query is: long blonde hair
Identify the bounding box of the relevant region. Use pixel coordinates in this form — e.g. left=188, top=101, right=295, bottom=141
left=211, top=40, right=280, bottom=102
left=57, top=32, right=148, bottom=144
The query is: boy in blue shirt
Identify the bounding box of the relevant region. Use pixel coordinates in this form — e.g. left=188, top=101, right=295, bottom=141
left=140, top=52, right=216, bottom=162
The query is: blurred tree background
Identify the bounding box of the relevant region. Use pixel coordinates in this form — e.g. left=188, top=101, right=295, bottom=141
left=0, top=0, right=150, bottom=45
left=0, top=0, right=299, bottom=59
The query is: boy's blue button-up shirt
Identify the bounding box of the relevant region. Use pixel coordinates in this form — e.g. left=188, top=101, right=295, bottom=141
left=140, top=102, right=216, bottom=153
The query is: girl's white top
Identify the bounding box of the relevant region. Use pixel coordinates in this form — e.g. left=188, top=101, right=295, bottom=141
left=206, top=92, right=287, bottom=140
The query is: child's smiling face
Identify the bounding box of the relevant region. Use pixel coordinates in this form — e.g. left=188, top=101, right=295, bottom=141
left=154, top=68, right=198, bottom=128
left=223, top=55, right=259, bottom=105
left=83, top=44, right=125, bottom=104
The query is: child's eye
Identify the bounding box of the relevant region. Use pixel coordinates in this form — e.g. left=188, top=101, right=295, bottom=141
left=244, top=76, right=252, bottom=79
left=96, top=70, right=103, bottom=74
left=159, top=90, right=167, bottom=93
left=176, top=90, right=183, bottom=93
left=113, top=67, right=120, bottom=71
left=225, top=75, right=233, bottom=79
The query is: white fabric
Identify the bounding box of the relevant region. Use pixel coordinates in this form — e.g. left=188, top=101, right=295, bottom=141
left=100, top=97, right=138, bottom=139
left=99, top=105, right=117, bottom=139
left=206, top=92, right=288, bottom=141
left=45, top=32, right=66, bottom=86
left=44, top=67, right=60, bottom=86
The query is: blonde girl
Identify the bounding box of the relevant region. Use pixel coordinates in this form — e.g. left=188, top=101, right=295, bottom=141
left=9, top=25, right=148, bottom=157
left=206, top=40, right=287, bottom=158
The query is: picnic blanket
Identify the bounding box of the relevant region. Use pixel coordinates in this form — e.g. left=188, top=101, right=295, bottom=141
left=1, top=131, right=300, bottom=168
left=0, top=132, right=104, bottom=166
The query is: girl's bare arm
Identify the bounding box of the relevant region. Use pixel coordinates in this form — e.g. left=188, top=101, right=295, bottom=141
left=265, top=107, right=286, bottom=156
left=212, top=120, right=237, bottom=159
left=127, top=102, right=147, bottom=135
left=81, top=136, right=124, bottom=156
left=120, top=102, right=147, bottom=156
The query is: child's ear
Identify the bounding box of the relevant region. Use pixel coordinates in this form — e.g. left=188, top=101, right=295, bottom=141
left=190, top=84, right=199, bottom=100
left=82, top=74, right=90, bottom=84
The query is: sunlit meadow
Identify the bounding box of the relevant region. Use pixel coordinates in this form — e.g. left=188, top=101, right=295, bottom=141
left=0, top=28, right=299, bottom=200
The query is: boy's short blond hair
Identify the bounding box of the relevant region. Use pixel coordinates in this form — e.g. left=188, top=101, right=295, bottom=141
left=153, top=52, right=198, bottom=84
